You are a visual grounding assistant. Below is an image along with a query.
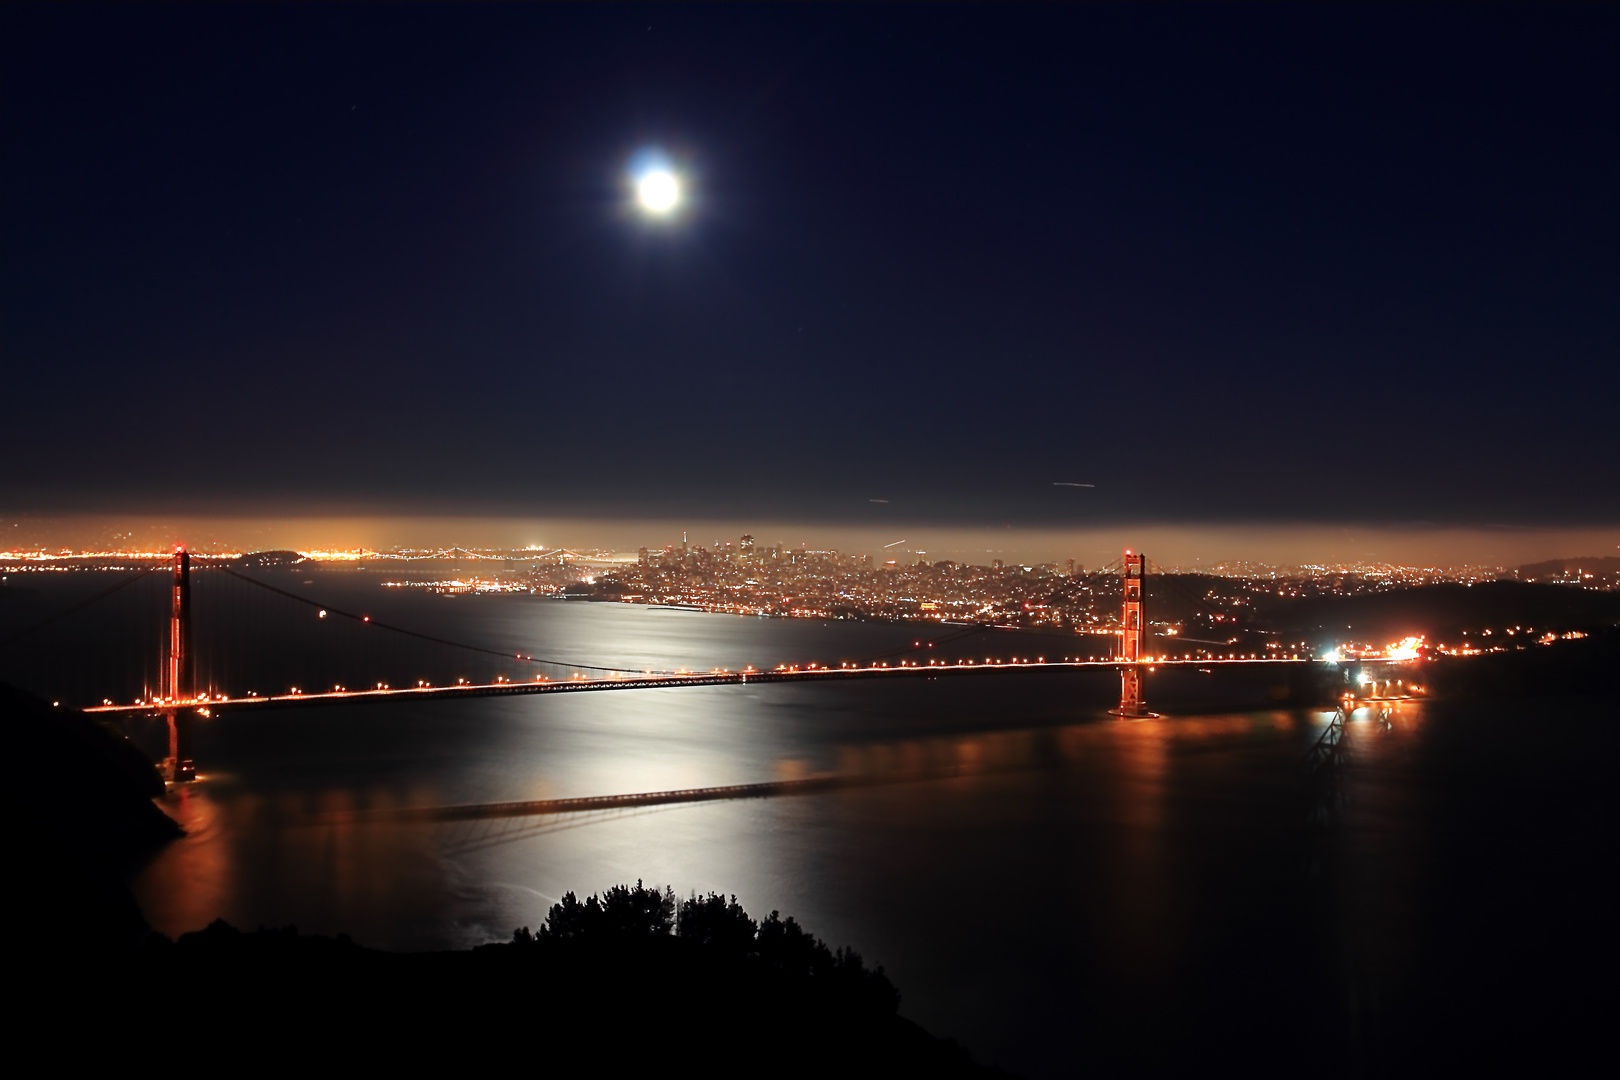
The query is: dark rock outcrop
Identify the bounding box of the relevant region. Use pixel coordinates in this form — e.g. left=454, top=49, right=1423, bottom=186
left=0, top=683, right=179, bottom=947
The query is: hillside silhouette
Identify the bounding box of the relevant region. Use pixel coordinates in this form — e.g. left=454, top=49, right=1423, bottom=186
left=30, top=883, right=1004, bottom=1074
left=1261, top=580, right=1620, bottom=640
left=0, top=683, right=178, bottom=944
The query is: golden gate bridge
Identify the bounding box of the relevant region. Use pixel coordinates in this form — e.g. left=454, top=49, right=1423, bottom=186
left=3, top=548, right=1417, bottom=782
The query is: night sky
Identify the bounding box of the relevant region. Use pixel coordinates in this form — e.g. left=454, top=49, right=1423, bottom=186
left=4, top=5, right=1617, bottom=531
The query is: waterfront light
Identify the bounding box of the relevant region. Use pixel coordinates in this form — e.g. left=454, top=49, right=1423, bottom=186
left=1386, top=636, right=1424, bottom=661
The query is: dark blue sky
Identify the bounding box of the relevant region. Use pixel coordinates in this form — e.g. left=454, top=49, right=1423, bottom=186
left=4, top=5, right=1616, bottom=528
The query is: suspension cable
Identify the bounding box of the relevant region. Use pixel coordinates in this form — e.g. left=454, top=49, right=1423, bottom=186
left=0, top=567, right=158, bottom=646
left=1144, top=559, right=1250, bottom=650
left=216, top=566, right=662, bottom=675
left=846, top=622, right=992, bottom=663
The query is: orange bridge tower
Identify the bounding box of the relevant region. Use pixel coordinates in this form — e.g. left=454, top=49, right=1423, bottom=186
left=1116, top=549, right=1151, bottom=718
left=162, top=549, right=197, bottom=781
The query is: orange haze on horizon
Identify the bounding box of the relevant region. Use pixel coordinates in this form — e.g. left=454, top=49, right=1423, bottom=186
left=3, top=515, right=1615, bottom=570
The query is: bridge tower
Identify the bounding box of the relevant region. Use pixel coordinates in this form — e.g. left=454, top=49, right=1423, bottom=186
left=1116, top=549, right=1150, bottom=718
left=161, top=549, right=197, bottom=781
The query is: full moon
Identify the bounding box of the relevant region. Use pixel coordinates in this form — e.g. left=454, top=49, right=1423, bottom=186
left=635, top=169, right=682, bottom=215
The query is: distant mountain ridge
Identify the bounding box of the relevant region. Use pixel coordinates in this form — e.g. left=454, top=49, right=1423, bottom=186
left=1516, top=556, right=1620, bottom=582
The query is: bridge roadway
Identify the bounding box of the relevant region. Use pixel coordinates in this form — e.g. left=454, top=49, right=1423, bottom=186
left=82, top=655, right=1328, bottom=716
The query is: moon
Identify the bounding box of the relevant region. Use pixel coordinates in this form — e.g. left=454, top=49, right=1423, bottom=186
left=635, top=168, right=682, bottom=215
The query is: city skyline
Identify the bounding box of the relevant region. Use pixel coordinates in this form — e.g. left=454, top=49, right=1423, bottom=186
left=3, top=512, right=1617, bottom=571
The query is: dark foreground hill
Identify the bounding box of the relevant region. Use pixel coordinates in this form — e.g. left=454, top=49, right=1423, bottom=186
left=31, top=887, right=1003, bottom=1075
left=0, top=682, right=179, bottom=942
left=1516, top=555, right=1620, bottom=584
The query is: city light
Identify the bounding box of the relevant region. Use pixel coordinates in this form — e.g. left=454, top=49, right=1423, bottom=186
left=1385, top=636, right=1425, bottom=661
left=11, top=540, right=1604, bottom=711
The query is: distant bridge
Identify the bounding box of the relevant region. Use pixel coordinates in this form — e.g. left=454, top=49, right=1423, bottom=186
left=10, top=548, right=1417, bottom=780
left=82, top=653, right=1319, bottom=716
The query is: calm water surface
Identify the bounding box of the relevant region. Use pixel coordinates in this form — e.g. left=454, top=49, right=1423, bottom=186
left=10, top=577, right=1603, bottom=1075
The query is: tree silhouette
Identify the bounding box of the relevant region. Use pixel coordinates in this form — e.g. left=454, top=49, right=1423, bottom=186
left=541, top=880, right=675, bottom=940
left=530, top=883, right=900, bottom=1016
left=676, top=892, right=757, bottom=957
